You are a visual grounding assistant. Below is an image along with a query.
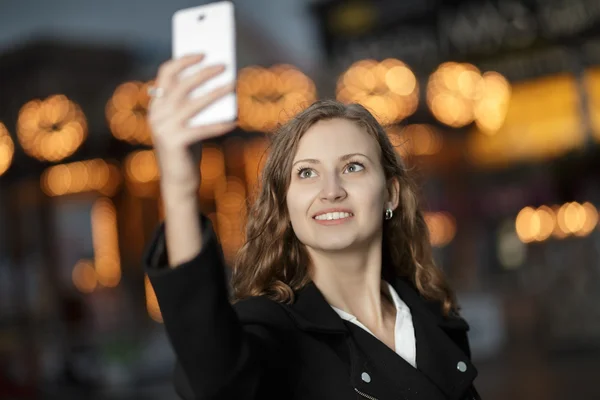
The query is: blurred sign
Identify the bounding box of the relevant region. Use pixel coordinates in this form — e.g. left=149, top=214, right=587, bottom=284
left=439, top=0, right=600, bottom=56
left=313, top=0, right=600, bottom=79
left=313, top=0, right=440, bottom=70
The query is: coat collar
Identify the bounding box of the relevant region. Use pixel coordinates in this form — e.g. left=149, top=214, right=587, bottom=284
left=287, top=281, right=349, bottom=334
left=287, top=277, right=468, bottom=334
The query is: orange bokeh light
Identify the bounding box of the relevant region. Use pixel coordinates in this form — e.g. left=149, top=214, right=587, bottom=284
left=17, top=95, right=87, bottom=162
left=237, top=65, right=317, bottom=132
left=337, top=59, right=419, bottom=125
left=0, top=122, right=15, bottom=176
left=106, top=81, right=154, bottom=145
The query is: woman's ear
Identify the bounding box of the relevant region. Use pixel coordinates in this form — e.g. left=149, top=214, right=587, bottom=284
left=386, top=177, right=401, bottom=211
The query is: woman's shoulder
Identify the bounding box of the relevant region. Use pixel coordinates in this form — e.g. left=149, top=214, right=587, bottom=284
left=233, top=295, right=295, bottom=329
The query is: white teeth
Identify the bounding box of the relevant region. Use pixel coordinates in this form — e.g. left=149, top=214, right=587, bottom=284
left=314, top=212, right=352, bottom=221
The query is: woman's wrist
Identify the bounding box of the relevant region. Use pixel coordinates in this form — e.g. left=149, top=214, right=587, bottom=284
left=160, top=179, right=200, bottom=204
left=160, top=180, right=204, bottom=267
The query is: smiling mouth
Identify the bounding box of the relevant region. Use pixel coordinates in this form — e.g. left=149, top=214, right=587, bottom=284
left=313, top=211, right=354, bottom=221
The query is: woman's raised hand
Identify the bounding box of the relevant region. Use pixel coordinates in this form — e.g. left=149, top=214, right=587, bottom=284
left=148, top=54, right=236, bottom=192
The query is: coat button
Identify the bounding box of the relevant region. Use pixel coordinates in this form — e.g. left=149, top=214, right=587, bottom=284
left=361, top=372, right=371, bottom=383
left=457, top=361, right=467, bottom=372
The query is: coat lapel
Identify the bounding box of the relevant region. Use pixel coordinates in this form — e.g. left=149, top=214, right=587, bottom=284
left=392, top=278, right=478, bottom=400
left=287, top=282, right=349, bottom=335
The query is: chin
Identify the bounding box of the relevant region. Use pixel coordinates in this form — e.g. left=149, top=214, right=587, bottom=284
left=314, top=242, right=354, bottom=252
left=305, top=234, right=359, bottom=252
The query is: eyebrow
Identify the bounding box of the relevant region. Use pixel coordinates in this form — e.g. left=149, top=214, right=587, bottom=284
left=292, top=153, right=371, bottom=167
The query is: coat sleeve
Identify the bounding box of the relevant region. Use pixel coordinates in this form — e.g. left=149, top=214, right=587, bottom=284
left=144, top=215, right=282, bottom=399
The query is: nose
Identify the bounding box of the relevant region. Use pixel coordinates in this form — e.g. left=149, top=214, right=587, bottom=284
left=320, top=173, right=347, bottom=202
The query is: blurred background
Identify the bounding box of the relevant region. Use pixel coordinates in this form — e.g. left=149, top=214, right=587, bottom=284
left=1, top=0, right=599, bottom=398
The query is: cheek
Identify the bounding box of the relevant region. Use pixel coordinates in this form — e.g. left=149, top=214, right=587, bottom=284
left=350, top=181, right=387, bottom=212
left=286, top=184, right=313, bottom=220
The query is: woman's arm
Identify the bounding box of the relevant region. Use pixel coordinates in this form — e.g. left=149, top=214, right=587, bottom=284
left=144, top=55, right=276, bottom=399
left=161, top=181, right=204, bottom=267
left=146, top=216, right=283, bottom=399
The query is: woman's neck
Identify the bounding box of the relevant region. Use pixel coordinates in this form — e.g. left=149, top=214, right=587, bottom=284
left=308, top=245, right=395, bottom=331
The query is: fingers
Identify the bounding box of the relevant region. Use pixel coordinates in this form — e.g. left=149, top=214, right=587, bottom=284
left=176, top=82, right=236, bottom=120
left=155, top=53, right=205, bottom=90
left=179, top=121, right=237, bottom=146
left=148, top=54, right=237, bottom=150
left=169, top=64, right=227, bottom=102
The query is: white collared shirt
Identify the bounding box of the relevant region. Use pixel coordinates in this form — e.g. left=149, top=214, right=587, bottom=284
left=330, top=281, right=417, bottom=368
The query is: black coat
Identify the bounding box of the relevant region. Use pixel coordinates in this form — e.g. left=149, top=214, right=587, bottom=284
left=146, top=217, right=481, bottom=400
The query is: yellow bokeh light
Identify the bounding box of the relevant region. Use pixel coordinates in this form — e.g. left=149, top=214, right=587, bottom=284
left=517, top=202, right=598, bottom=242
left=17, top=95, right=88, bottom=162
left=515, top=206, right=537, bottom=243
left=577, top=202, right=599, bottom=237
left=555, top=203, right=571, bottom=237
left=238, top=65, right=317, bottom=132
left=337, top=59, right=419, bottom=125
left=214, top=175, right=249, bottom=264
left=199, top=145, right=225, bottom=200
left=474, top=72, right=511, bottom=134
left=427, top=62, right=479, bottom=128
left=91, top=197, right=121, bottom=288
left=555, top=201, right=598, bottom=237
left=467, top=74, right=583, bottom=167
left=424, top=212, right=456, bottom=247
left=106, top=81, right=154, bottom=145
left=385, top=65, right=417, bottom=96
left=428, top=63, right=510, bottom=132
left=123, top=150, right=160, bottom=198
left=0, top=122, right=15, bottom=176
left=534, top=205, right=555, bottom=241
left=72, top=259, right=97, bottom=294
left=562, top=202, right=586, bottom=234
left=41, top=159, right=121, bottom=197
left=125, top=150, right=159, bottom=184
left=516, top=205, right=558, bottom=243
left=550, top=205, right=568, bottom=239
left=387, top=125, right=443, bottom=157
left=145, top=274, right=163, bottom=323
left=216, top=191, right=246, bottom=216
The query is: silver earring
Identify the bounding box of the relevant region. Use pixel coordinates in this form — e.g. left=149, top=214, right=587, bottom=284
left=384, top=208, right=393, bottom=220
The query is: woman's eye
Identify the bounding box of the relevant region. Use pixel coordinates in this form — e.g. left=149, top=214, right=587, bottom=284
left=345, top=162, right=365, bottom=173
left=298, top=168, right=315, bottom=179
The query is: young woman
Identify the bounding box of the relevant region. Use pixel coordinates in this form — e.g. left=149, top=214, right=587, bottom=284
left=145, top=54, right=481, bottom=400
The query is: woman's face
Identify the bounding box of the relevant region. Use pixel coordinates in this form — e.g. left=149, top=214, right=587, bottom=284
left=286, top=118, right=397, bottom=253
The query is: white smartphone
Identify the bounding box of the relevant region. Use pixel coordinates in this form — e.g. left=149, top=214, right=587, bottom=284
left=172, top=1, right=237, bottom=127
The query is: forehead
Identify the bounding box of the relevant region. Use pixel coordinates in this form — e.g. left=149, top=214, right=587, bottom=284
left=293, top=118, right=379, bottom=160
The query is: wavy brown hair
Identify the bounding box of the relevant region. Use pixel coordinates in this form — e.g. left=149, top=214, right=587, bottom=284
left=231, top=99, right=457, bottom=315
